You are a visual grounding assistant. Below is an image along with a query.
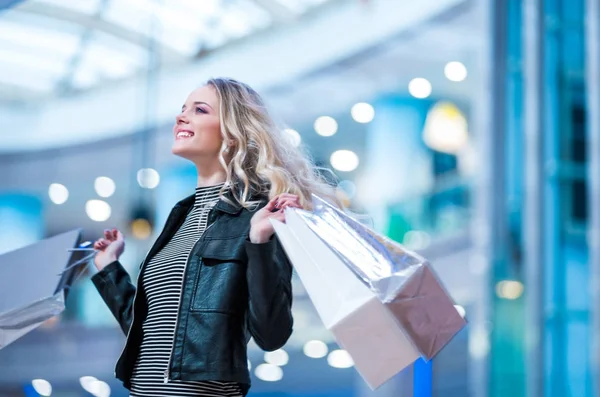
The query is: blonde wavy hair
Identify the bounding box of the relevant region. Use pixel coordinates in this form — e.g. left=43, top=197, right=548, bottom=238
left=207, top=77, right=340, bottom=210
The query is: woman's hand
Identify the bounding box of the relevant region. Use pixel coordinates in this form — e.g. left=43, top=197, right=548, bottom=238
left=249, top=194, right=302, bottom=244
left=93, top=228, right=126, bottom=271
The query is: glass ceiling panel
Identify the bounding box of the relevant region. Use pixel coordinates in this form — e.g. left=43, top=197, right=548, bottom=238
left=83, top=43, right=140, bottom=79
left=0, top=10, right=82, bottom=56
left=70, top=32, right=146, bottom=89
left=89, top=30, right=148, bottom=68
left=70, top=30, right=148, bottom=90
left=26, top=0, right=102, bottom=15
left=272, top=0, right=311, bottom=14
left=71, top=66, right=99, bottom=90
left=103, top=1, right=206, bottom=56
left=216, top=1, right=272, bottom=39
left=0, top=64, right=57, bottom=92
left=175, top=0, right=223, bottom=21
left=0, top=39, right=71, bottom=69
left=0, top=0, right=336, bottom=99
left=0, top=46, right=66, bottom=76
left=103, top=0, right=273, bottom=56
left=101, top=2, right=153, bottom=39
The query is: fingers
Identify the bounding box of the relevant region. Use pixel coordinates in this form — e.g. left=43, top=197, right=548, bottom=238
left=93, top=239, right=109, bottom=251
left=264, top=196, right=279, bottom=212
left=278, top=195, right=301, bottom=211
left=271, top=209, right=286, bottom=223
left=104, top=229, right=114, bottom=241
left=266, top=193, right=302, bottom=212
left=104, top=228, right=121, bottom=241
left=96, top=228, right=123, bottom=250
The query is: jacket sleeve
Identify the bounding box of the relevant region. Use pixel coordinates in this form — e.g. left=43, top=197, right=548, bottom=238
left=91, top=260, right=136, bottom=335
left=245, top=236, right=293, bottom=351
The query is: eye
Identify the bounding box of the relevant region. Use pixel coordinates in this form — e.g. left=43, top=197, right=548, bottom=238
left=195, top=107, right=207, bottom=114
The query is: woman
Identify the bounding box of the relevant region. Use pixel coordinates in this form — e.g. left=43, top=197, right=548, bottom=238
left=91, top=77, right=337, bottom=397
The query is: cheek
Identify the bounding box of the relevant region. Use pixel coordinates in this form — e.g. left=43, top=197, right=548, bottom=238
left=208, top=121, right=223, bottom=148
left=195, top=117, right=223, bottom=150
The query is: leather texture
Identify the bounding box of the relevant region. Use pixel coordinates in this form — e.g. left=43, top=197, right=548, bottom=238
left=91, top=191, right=293, bottom=395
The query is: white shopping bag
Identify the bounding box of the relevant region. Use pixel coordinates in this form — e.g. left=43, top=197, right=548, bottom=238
left=271, top=210, right=420, bottom=390
left=0, top=229, right=90, bottom=349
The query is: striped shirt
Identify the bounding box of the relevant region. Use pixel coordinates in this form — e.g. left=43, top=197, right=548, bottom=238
left=130, top=183, right=243, bottom=397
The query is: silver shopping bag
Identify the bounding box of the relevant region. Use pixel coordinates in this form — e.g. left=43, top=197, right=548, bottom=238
left=271, top=196, right=466, bottom=389
left=272, top=210, right=421, bottom=390
left=0, top=229, right=91, bottom=349
left=297, top=195, right=466, bottom=360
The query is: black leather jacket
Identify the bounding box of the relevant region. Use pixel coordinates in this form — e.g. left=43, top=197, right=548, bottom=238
left=91, top=191, right=293, bottom=395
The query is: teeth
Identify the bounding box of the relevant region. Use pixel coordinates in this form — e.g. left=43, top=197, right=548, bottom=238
left=177, top=132, right=193, bottom=138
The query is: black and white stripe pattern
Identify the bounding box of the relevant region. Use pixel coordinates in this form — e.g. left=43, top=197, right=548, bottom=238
left=130, top=183, right=243, bottom=397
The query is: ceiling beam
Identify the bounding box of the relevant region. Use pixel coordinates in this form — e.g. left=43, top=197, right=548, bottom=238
left=249, top=0, right=298, bottom=21
left=0, top=0, right=25, bottom=12
left=14, top=1, right=183, bottom=61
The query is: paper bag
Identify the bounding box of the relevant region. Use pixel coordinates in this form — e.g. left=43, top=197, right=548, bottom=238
left=271, top=211, right=420, bottom=390
left=0, top=229, right=89, bottom=349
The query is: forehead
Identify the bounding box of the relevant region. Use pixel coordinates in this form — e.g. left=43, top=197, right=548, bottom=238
left=185, top=85, right=219, bottom=108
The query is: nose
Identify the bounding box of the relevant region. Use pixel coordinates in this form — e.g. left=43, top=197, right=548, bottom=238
left=176, top=112, right=189, bottom=124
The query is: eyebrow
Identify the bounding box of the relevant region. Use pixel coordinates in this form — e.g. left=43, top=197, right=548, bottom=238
left=182, top=101, right=214, bottom=111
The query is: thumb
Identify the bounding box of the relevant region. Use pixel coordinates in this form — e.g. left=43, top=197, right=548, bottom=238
left=115, top=230, right=125, bottom=242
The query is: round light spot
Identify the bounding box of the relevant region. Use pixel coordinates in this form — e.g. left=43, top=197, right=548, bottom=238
left=327, top=349, right=354, bottom=368
left=89, top=380, right=111, bottom=397
left=303, top=340, right=328, bottom=358
left=330, top=150, right=359, bottom=172
left=254, top=363, right=283, bottom=381
left=85, top=200, right=111, bottom=222
left=314, top=116, right=338, bottom=137
left=402, top=230, right=431, bottom=250
left=137, top=168, right=160, bottom=189
left=32, top=379, right=52, bottom=396
left=284, top=128, right=301, bottom=147
left=131, top=218, right=152, bottom=240
left=48, top=183, right=69, bottom=205
left=94, top=176, right=116, bottom=198
left=469, top=327, right=490, bottom=359
left=422, top=101, right=469, bottom=154
left=444, top=61, right=468, bottom=82
left=496, top=280, right=524, bottom=300
left=264, top=349, right=289, bottom=366
left=351, top=102, right=375, bottom=123
left=79, top=376, right=97, bottom=393
left=408, top=77, right=432, bottom=99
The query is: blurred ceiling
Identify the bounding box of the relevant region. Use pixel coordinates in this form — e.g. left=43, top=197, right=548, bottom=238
left=0, top=0, right=333, bottom=101
left=0, top=0, right=471, bottom=152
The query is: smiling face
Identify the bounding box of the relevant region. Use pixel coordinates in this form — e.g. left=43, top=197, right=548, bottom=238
left=172, top=85, right=223, bottom=162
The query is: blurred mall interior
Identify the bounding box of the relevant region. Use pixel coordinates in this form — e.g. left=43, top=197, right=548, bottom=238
left=0, top=0, right=597, bottom=396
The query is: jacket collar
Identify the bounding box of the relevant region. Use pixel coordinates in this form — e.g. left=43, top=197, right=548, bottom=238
left=173, top=188, right=246, bottom=215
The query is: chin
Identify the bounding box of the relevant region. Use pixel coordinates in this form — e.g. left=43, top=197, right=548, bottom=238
left=171, top=143, right=194, bottom=159
left=172, top=140, right=221, bottom=162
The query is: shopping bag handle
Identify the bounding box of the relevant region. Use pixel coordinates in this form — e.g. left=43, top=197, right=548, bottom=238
left=57, top=251, right=97, bottom=275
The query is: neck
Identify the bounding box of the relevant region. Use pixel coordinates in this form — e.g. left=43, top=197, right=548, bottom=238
left=194, top=159, right=227, bottom=188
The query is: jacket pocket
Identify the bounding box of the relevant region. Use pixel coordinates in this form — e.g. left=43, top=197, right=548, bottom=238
left=191, top=237, right=249, bottom=314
